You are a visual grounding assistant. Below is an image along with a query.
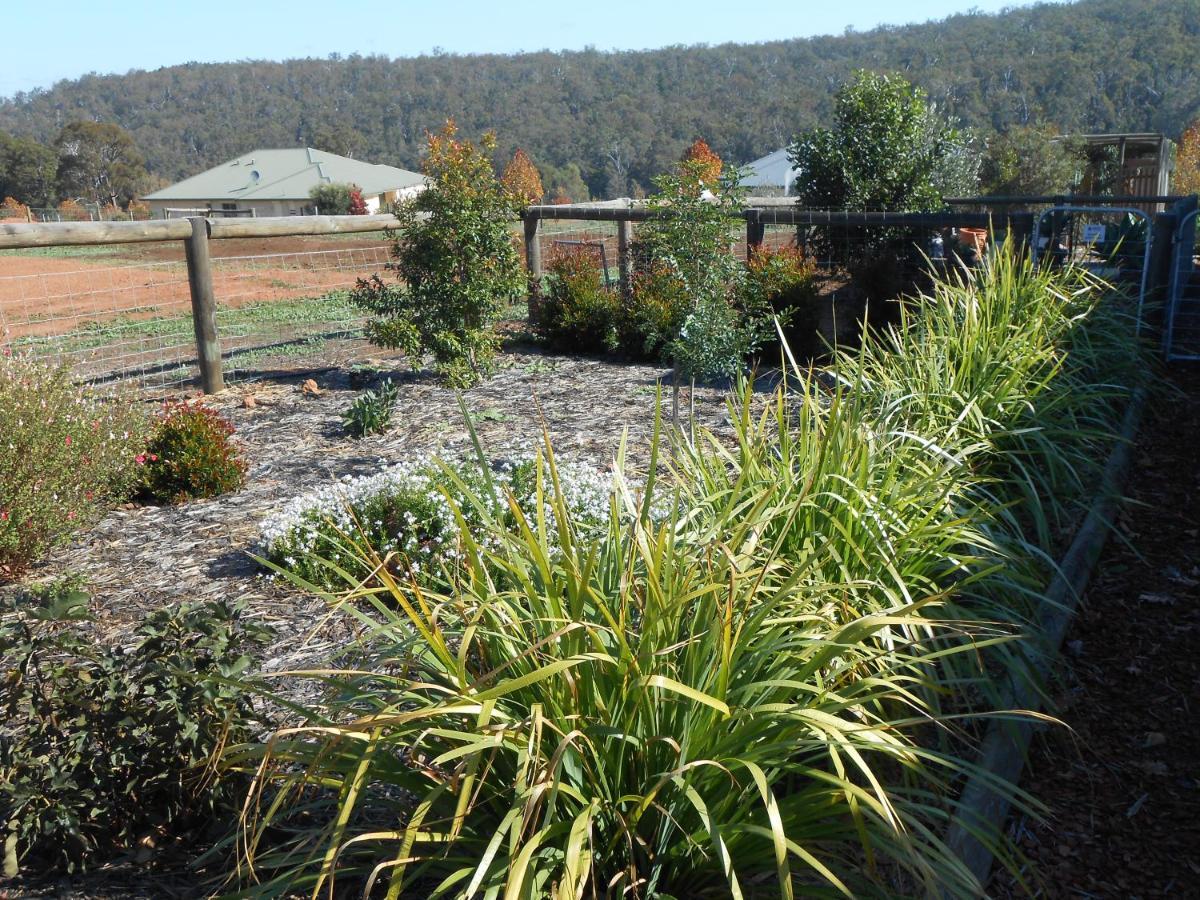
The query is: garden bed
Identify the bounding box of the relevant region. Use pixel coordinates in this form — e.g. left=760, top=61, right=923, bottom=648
left=9, top=349, right=730, bottom=668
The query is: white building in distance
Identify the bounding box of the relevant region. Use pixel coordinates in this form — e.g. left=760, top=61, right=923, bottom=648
left=142, top=147, right=426, bottom=218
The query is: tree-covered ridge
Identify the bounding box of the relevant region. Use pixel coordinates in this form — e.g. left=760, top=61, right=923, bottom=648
left=0, top=0, right=1196, bottom=199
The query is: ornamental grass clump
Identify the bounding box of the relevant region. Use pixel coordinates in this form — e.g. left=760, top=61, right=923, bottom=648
left=224, top=246, right=1144, bottom=897
left=228, top=431, right=1012, bottom=898
left=137, top=401, right=247, bottom=504
left=0, top=352, right=147, bottom=574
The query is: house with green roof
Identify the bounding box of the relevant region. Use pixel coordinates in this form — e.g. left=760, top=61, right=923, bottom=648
left=141, top=147, right=426, bottom=218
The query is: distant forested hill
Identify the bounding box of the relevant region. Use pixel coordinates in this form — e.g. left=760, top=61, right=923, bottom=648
left=1, top=0, right=1196, bottom=198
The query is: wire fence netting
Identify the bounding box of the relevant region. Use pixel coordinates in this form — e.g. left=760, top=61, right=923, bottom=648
left=0, top=238, right=392, bottom=394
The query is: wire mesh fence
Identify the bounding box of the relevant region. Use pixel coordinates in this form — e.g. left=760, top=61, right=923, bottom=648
left=0, top=237, right=393, bottom=394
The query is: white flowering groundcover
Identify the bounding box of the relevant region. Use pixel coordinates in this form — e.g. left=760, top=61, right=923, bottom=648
left=259, top=456, right=617, bottom=588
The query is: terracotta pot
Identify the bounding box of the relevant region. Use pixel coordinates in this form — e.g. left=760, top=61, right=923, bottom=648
left=958, top=227, right=988, bottom=254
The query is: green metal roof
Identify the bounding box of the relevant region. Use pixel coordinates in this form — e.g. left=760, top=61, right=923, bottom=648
left=143, top=148, right=426, bottom=202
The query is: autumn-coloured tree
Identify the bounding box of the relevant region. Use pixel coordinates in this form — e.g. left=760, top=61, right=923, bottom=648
left=1175, top=121, right=1200, bottom=197
left=501, top=149, right=544, bottom=207
left=127, top=200, right=151, bottom=220
left=348, top=185, right=368, bottom=215
left=57, top=198, right=89, bottom=221
left=680, top=139, right=722, bottom=186
left=0, top=196, right=30, bottom=221
left=551, top=189, right=572, bottom=205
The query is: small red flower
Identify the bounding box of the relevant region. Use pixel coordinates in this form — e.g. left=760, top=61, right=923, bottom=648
left=135, top=454, right=146, bottom=465
left=64, top=435, right=72, bottom=447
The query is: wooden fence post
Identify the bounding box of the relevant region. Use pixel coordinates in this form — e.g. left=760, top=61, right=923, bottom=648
left=617, top=218, right=634, bottom=299
left=523, top=212, right=543, bottom=319
left=745, top=212, right=765, bottom=261
left=184, top=216, right=223, bottom=393
left=523, top=213, right=542, bottom=278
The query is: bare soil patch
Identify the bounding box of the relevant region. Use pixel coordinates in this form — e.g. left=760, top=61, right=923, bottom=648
left=0, top=238, right=391, bottom=341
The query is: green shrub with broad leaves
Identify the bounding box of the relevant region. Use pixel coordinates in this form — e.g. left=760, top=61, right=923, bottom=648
left=351, top=121, right=524, bottom=389
left=0, top=352, right=147, bottom=574
left=223, top=246, right=1143, bottom=897
left=343, top=379, right=400, bottom=438
left=137, top=401, right=247, bottom=504
left=0, top=581, right=269, bottom=876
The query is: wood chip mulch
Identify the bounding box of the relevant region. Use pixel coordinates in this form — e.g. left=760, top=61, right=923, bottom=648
left=991, top=366, right=1200, bottom=899
left=16, top=349, right=731, bottom=672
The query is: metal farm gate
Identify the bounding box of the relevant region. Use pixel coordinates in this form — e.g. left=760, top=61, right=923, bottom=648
left=1032, top=206, right=1152, bottom=335
left=1164, top=203, right=1200, bottom=361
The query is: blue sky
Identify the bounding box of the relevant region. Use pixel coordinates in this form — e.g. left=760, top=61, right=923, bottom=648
left=1, top=0, right=1046, bottom=98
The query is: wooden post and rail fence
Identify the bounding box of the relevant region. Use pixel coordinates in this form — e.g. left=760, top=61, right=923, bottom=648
left=0, top=213, right=396, bottom=394
left=0, top=199, right=1182, bottom=393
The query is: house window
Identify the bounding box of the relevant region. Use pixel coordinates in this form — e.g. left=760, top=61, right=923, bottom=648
left=222, top=203, right=237, bottom=211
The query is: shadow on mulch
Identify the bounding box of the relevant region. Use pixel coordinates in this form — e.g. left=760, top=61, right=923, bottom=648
left=991, top=365, right=1200, bottom=899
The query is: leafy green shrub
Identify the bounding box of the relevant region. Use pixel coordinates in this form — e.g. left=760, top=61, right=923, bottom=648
left=0, top=352, right=147, bottom=574
left=342, top=379, right=399, bottom=438
left=624, top=156, right=774, bottom=378
left=308, top=182, right=358, bottom=215
left=789, top=69, right=977, bottom=213
left=533, top=246, right=621, bottom=353
left=258, top=453, right=614, bottom=591
left=137, top=401, right=247, bottom=504
left=0, top=583, right=269, bottom=876
left=611, top=262, right=687, bottom=361
left=351, top=121, right=524, bottom=388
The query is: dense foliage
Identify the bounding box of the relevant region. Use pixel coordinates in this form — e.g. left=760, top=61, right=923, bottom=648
left=52, top=121, right=148, bottom=208
left=500, top=149, right=544, bottom=207
left=0, top=0, right=1194, bottom=199
left=308, top=181, right=358, bottom=215
left=226, top=248, right=1142, bottom=898
left=0, top=584, right=268, bottom=876
left=137, top=401, right=247, bottom=504
left=980, top=125, right=1087, bottom=195
left=351, top=121, right=524, bottom=388
left=789, top=70, right=977, bottom=211
left=534, top=245, right=623, bottom=354
left=1175, top=120, right=1200, bottom=197
left=0, top=353, right=147, bottom=574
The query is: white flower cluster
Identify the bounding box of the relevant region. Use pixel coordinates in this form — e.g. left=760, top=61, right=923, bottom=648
left=258, top=455, right=638, bottom=584
left=261, top=462, right=430, bottom=550
left=508, top=457, right=616, bottom=542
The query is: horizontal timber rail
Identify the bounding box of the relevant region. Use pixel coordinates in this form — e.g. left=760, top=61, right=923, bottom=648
left=945, top=194, right=1183, bottom=206
left=522, top=201, right=1033, bottom=282
left=0, top=213, right=400, bottom=394
left=0, top=213, right=396, bottom=250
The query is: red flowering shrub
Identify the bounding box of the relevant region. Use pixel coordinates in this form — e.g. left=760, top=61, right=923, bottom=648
left=137, top=402, right=247, bottom=504
left=534, top=245, right=621, bottom=353
left=0, top=353, right=148, bottom=574
left=348, top=185, right=368, bottom=215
